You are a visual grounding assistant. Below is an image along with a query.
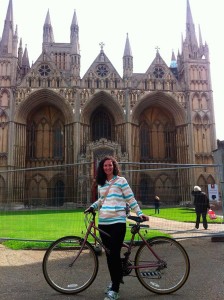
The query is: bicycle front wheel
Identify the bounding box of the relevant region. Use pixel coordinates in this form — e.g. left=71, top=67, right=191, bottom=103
left=42, top=236, right=98, bottom=294
left=135, top=236, right=190, bottom=294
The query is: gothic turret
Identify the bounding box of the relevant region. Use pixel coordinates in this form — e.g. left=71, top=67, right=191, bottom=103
left=123, top=33, right=133, bottom=79
left=182, top=0, right=200, bottom=59
left=18, top=38, right=23, bottom=67
left=42, top=10, right=55, bottom=51
left=170, top=50, right=178, bottom=78
left=21, top=44, right=30, bottom=76
left=0, top=0, right=18, bottom=56
left=70, top=10, right=80, bottom=79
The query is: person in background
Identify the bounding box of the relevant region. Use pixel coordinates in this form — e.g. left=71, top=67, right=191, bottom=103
left=191, top=185, right=210, bottom=230
left=154, top=195, right=160, bottom=214
left=85, top=156, right=149, bottom=300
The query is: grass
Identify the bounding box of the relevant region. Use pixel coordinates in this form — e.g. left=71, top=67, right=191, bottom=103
left=0, top=207, right=222, bottom=250
left=144, top=207, right=223, bottom=222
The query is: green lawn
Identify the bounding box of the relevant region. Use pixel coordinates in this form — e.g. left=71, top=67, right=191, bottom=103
left=0, top=207, right=222, bottom=250
left=144, top=207, right=223, bottom=222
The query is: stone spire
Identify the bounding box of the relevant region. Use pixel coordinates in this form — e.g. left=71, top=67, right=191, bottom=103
left=70, top=10, right=80, bottom=80
left=0, top=0, right=18, bottom=56
left=123, top=33, right=133, bottom=79
left=170, top=50, right=177, bottom=68
left=43, top=9, right=55, bottom=44
left=70, top=10, right=80, bottom=54
left=184, top=0, right=198, bottom=54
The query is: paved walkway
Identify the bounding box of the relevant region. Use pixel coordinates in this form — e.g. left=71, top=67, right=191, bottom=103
left=127, top=209, right=224, bottom=240
left=147, top=214, right=224, bottom=240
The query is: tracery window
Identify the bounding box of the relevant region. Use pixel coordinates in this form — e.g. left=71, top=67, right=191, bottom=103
left=164, top=126, right=176, bottom=159
left=91, top=108, right=113, bottom=141
left=27, top=122, right=36, bottom=158
left=26, top=106, right=64, bottom=161
left=140, top=122, right=150, bottom=159
left=53, top=120, right=64, bottom=158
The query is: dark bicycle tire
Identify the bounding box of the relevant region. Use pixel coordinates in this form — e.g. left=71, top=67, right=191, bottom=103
left=42, top=235, right=99, bottom=294
left=135, top=236, right=190, bottom=294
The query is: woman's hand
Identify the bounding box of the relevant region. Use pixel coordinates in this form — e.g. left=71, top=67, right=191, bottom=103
left=140, top=214, right=149, bottom=221
left=84, top=207, right=94, bottom=214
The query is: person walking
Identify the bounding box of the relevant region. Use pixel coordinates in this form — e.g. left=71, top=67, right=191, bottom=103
left=191, top=185, right=210, bottom=230
left=154, top=195, right=160, bottom=214
left=85, top=156, right=148, bottom=300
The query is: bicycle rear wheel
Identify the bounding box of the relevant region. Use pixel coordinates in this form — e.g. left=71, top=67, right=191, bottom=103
left=42, top=236, right=98, bottom=294
left=135, top=236, right=190, bottom=294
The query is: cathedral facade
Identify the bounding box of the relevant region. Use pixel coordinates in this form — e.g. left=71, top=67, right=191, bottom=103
left=0, top=0, right=217, bottom=207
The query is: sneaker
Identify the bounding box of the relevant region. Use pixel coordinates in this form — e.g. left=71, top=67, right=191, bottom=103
left=104, top=282, right=112, bottom=294
left=104, top=290, right=119, bottom=300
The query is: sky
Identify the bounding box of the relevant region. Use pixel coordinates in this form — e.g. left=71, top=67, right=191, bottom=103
left=0, top=0, right=223, bottom=141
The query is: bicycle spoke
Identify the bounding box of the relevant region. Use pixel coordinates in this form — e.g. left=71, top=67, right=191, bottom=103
left=42, top=236, right=98, bottom=294
left=135, top=236, right=190, bottom=294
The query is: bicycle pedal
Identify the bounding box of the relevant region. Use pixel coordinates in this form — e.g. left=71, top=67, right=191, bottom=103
left=140, top=271, right=161, bottom=279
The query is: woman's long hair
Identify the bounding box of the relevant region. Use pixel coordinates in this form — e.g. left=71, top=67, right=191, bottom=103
left=96, top=156, right=120, bottom=186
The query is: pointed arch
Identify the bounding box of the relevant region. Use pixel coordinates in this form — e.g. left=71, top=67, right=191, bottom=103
left=207, top=175, right=215, bottom=185
left=81, top=91, right=124, bottom=125
left=91, top=106, right=114, bottom=141
left=194, top=113, right=202, bottom=124
left=201, top=93, right=208, bottom=110
left=202, top=114, right=209, bottom=125
left=27, top=174, right=48, bottom=206
left=154, top=174, right=174, bottom=203
left=132, top=91, right=186, bottom=126
left=0, top=175, right=6, bottom=203
left=0, top=109, right=8, bottom=153
left=26, top=105, right=65, bottom=160
left=192, top=92, right=200, bottom=110
left=14, top=89, right=73, bottom=124
left=0, top=89, right=10, bottom=107
left=197, top=175, right=207, bottom=192
left=139, top=106, right=176, bottom=161
left=139, top=174, right=154, bottom=204
left=48, top=174, right=65, bottom=206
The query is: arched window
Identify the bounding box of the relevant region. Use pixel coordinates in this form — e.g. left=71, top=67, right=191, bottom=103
left=53, top=120, right=64, bottom=158
left=164, top=125, right=176, bottom=159
left=140, top=122, right=150, bottom=159
left=91, top=108, right=113, bottom=141
left=53, top=180, right=64, bottom=206
left=27, top=122, right=36, bottom=158
left=0, top=109, right=8, bottom=153
left=139, top=174, right=154, bottom=204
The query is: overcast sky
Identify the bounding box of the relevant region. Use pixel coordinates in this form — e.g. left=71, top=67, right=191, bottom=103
left=1, top=0, right=223, bottom=141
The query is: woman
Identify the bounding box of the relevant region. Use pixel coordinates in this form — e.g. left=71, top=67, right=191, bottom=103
left=85, top=156, right=148, bottom=300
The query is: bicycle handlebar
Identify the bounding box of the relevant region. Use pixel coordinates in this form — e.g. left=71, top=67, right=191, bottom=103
left=127, top=215, right=147, bottom=223
left=85, top=210, right=148, bottom=225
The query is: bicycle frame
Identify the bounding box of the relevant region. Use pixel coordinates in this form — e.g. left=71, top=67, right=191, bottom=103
left=83, top=212, right=164, bottom=272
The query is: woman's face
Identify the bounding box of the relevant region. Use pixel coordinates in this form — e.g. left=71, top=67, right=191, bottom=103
left=103, top=159, right=114, bottom=179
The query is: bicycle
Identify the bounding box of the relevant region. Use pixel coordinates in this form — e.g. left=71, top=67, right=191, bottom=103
left=42, top=210, right=190, bottom=295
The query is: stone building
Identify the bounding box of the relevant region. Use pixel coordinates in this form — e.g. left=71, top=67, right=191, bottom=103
left=0, top=0, right=217, bottom=207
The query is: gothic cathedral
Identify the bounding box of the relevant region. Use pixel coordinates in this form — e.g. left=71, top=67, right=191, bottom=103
left=0, top=0, right=217, bottom=207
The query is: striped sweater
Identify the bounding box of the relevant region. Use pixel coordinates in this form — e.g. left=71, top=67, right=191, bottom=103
left=91, top=175, right=143, bottom=225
